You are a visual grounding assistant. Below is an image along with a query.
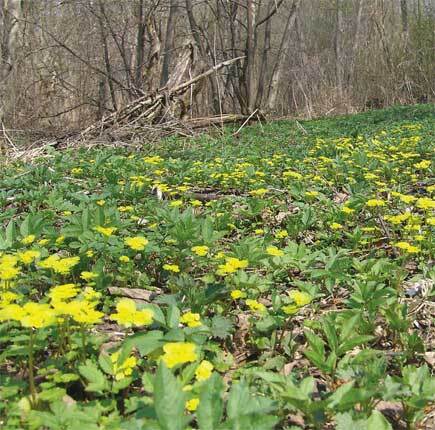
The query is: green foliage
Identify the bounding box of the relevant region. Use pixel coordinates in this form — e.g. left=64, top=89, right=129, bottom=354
left=0, top=105, right=434, bottom=429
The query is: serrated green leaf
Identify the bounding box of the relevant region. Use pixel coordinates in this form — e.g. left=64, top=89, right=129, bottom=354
left=197, top=373, right=224, bottom=430
left=78, top=360, right=109, bottom=393
left=211, top=315, right=234, bottom=339
left=153, top=362, right=188, bottom=430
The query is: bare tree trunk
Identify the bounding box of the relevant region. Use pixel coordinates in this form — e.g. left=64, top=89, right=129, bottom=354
left=348, top=0, right=364, bottom=85
left=246, top=0, right=255, bottom=112
left=0, top=0, right=22, bottom=123
left=160, top=0, right=178, bottom=87
left=400, top=0, right=409, bottom=36
left=185, top=0, right=220, bottom=113
left=255, top=1, right=273, bottom=108
left=335, top=0, right=344, bottom=101
left=97, top=0, right=117, bottom=111
left=134, top=0, right=146, bottom=91
left=267, top=0, right=300, bottom=112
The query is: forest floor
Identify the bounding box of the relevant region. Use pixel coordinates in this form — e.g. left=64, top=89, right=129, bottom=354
left=0, top=104, right=434, bottom=429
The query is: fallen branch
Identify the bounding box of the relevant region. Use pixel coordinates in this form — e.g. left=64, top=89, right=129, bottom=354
left=79, top=56, right=245, bottom=139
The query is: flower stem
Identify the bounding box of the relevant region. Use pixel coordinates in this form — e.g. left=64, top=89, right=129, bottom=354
left=28, top=329, right=37, bottom=406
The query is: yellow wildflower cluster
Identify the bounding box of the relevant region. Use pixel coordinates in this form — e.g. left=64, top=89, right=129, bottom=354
left=216, top=257, right=248, bottom=275
left=160, top=342, right=197, bottom=368
left=124, top=236, right=149, bottom=251
left=38, top=255, right=80, bottom=275
left=180, top=312, right=202, bottom=328
left=282, top=290, right=313, bottom=315
left=110, top=298, right=154, bottom=327
left=191, top=245, right=209, bottom=256
left=110, top=351, right=137, bottom=380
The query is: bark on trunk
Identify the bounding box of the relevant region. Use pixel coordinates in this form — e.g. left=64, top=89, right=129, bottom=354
left=267, top=0, right=300, bottom=112
left=335, top=0, right=344, bottom=100
left=160, top=0, right=178, bottom=87
left=0, top=0, right=22, bottom=122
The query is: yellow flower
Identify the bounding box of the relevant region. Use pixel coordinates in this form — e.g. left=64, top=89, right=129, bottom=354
left=426, top=217, right=435, bottom=226
left=80, top=271, right=98, bottom=281
left=266, top=246, right=284, bottom=257
left=119, top=255, right=130, bottom=263
left=275, top=230, right=288, bottom=239
left=282, top=304, right=299, bottom=315
left=160, top=342, right=198, bottom=368
left=414, top=160, right=431, bottom=169
left=341, top=206, right=355, bottom=215
left=96, top=200, right=106, bottom=206
left=124, top=236, right=149, bottom=251
left=195, top=360, right=213, bottom=382
left=21, top=235, right=36, bottom=245
left=394, top=241, right=420, bottom=253
left=86, top=250, right=94, bottom=257
left=17, top=250, right=40, bottom=265
left=416, top=197, right=435, bottom=210
left=289, top=290, right=312, bottom=307
left=185, top=398, right=200, bottom=412
left=110, top=351, right=137, bottom=380
left=180, top=312, right=202, bottom=328
left=398, top=194, right=416, bottom=204
left=48, top=284, right=79, bottom=302
left=0, top=264, right=20, bottom=281
left=191, top=245, right=209, bottom=257
left=216, top=257, right=248, bottom=275
left=163, top=264, right=180, bottom=273
left=305, top=191, right=319, bottom=198
left=254, top=229, right=264, bottom=235
left=169, top=200, right=183, bottom=208
left=56, top=300, right=104, bottom=325
left=55, top=236, right=65, bottom=245
left=20, top=303, right=57, bottom=328
left=245, top=299, right=266, bottom=313
left=330, top=222, right=343, bottom=230
left=83, top=287, right=101, bottom=302
left=0, top=304, right=26, bottom=322
left=94, top=226, right=117, bottom=236
left=191, top=200, right=203, bottom=207
left=38, top=239, right=49, bottom=246
left=110, top=298, right=154, bottom=327
left=249, top=188, right=268, bottom=197
left=231, top=289, right=246, bottom=299
left=38, top=255, right=80, bottom=275
left=283, top=170, right=303, bottom=180
left=119, top=205, right=134, bottom=212
left=366, top=199, right=386, bottom=207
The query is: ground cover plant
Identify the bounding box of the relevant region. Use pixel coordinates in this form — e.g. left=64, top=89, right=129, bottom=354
left=0, top=104, right=434, bottom=429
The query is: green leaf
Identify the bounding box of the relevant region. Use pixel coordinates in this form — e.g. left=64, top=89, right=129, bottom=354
left=322, top=317, right=339, bottom=353
left=153, top=362, right=188, bottom=430
left=304, top=330, right=325, bottom=358
left=220, top=414, right=279, bottom=430
left=5, top=219, right=17, bottom=245
left=227, top=381, right=276, bottom=420
left=366, top=411, right=392, bottom=430
left=197, top=373, right=224, bottom=430
left=123, top=330, right=164, bottom=356
left=327, top=381, right=355, bottom=409
left=211, top=316, right=234, bottom=339
left=78, top=360, right=109, bottom=393
left=339, top=313, right=360, bottom=342
left=337, top=335, right=374, bottom=355
left=166, top=305, right=180, bottom=329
